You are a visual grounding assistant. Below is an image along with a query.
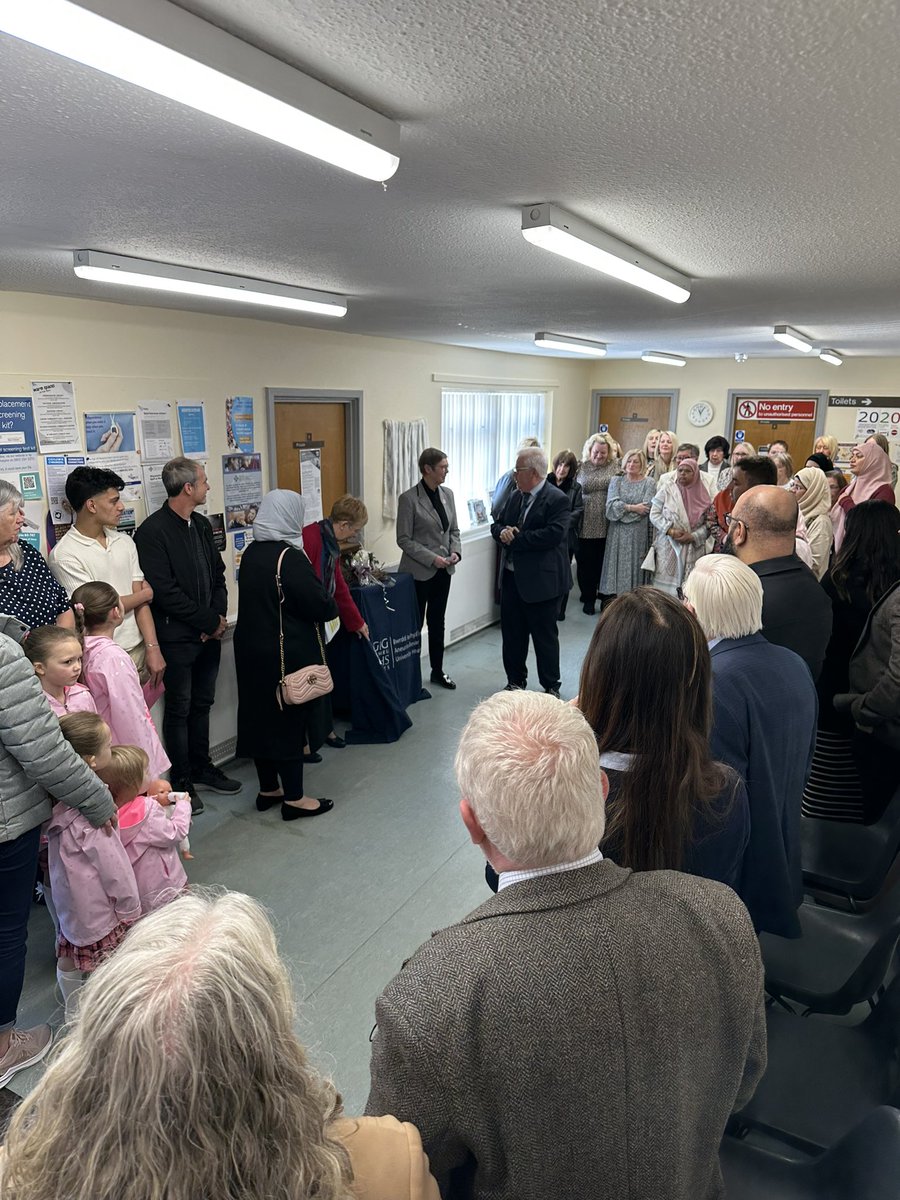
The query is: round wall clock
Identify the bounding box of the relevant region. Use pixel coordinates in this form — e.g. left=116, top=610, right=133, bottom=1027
left=688, top=402, right=714, bottom=427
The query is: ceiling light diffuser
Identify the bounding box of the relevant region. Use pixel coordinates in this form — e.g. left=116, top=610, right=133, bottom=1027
left=818, top=349, right=843, bottom=366
left=0, top=0, right=400, bottom=181
left=641, top=350, right=686, bottom=366
left=534, top=332, right=607, bottom=356
left=773, top=325, right=813, bottom=353
left=73, top=251, right=348, bottom=316
left=521, top=205, right=691, bottom=304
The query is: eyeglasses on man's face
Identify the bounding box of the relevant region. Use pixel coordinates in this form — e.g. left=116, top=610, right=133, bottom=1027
left=724, top=513, right=748, bottom=531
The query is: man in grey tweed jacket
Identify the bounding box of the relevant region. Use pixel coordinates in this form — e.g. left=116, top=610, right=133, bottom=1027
left=367, top=690, right=766, bottom=1200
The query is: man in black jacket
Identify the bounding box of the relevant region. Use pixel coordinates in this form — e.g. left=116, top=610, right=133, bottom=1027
left=134, top=458, right=239, bottom=812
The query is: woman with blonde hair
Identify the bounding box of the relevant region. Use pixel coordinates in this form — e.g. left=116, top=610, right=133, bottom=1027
left=814, top=434, right=839, bottom=462
left=789, top=467, right=834, bottom=580
left=576, top=433, right=620, bottom=613
left=600, top=450, right=656, bottom=596
left=768, top=451, right=794, bottom=488
left=0, top=891, right=438, bottom=1200
left=648, top=430, right=677, bottom=482
left=642, top=428, right=661, bottom=465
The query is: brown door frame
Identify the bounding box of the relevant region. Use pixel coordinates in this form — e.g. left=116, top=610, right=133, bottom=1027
left=725, top=389, right=828, bottom=445
left=265, top=388, right=363, bottom=496
left=590, top=389, right=680, bottom=443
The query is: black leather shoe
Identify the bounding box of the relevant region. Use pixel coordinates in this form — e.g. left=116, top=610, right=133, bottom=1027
left=582, top=603, right=596, bottom=615
left=256, top=793, right=283, bottom=812
left=430, top=671, right=456, bottom=690
left=281, top=798, right=334, bottom=821
left=325, top=734, right=346, bottom=749
left=503, top=682, right=526, bottom=691
left=302, top=751, right=323, bottom=764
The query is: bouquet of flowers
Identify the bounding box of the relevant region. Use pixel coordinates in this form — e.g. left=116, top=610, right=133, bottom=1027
left=341, top=548, right=394, bottom=587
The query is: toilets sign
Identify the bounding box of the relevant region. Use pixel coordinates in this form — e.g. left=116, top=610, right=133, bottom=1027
left=736, top=399, right=817, bottom=421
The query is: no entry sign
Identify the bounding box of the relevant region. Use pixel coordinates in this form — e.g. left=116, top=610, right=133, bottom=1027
left=736, top=399, right=817, bottom=421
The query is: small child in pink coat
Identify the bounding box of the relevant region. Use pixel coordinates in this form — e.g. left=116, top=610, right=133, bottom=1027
left=72, top=582, right=170, bottom=780
left=146, top=778, right=193, bottom=859
left=100, top=746, right=192, bottom=914
left=47, top=713, right=141, bottom=1015
left=23, top=624, right=98, bottom=718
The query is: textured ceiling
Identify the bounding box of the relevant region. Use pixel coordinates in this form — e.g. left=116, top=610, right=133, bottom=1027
left=2, top=0, right=900, bottom=358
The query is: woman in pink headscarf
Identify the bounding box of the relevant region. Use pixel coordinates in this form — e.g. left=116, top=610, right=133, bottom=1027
left=832, top=442, right=895, bottom=551
left=648, top=458, right=712, bottom=595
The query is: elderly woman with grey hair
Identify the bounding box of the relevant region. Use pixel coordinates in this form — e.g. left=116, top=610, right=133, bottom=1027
left=234, top=490, right=339, bottom=820
left=0, top=480, right=72, bottom=629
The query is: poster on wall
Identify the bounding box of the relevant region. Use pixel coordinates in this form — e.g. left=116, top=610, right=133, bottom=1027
left=209, top=513, right=226, bottom=552
left=84, top=411, right=137, bottom=453
left=138, top=402, right=176, bottom=462
left=854, top=406, right=900, bottom=458
left=222, top=453, right=262, bottom=530
left=0, top=397, right=42, bottom=500
left=45, top=454, right=86, bottom=527
left=31, top=381, right=81, bottom=453
left=177, top=402, right=207, bottom=457
left=141, top=462, right=168, bottom=513
left=232, top=528, right=254, bottom=580
left=85, top=450, right=144, bottom=529
left=225, top=396, right=254, bottom=453
left=299, top=447, right=323, bottom=523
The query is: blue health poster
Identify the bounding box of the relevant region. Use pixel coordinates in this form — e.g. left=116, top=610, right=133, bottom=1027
left=177, top=403, right=207, bottom=456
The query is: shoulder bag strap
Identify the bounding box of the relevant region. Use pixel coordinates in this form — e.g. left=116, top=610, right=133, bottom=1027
left=275, top=546, right=328, bottom=678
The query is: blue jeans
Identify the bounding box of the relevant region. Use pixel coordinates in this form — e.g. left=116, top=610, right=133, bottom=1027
left=0, top=824, right=42, bottom=1032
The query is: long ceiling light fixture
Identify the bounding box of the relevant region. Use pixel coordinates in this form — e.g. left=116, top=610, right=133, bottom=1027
left=0, top=0, right=400, bottom=182
left=818, top=349, right=843, bottom=366
left=521, top=204, right=691, bottom=304
left=73, top=251, right=348, bottom=317
left=773, top=325, right=813, bottom=353
left=534, top=332, right=607, bottom=356
left=641, top=350, right=686, bottom=366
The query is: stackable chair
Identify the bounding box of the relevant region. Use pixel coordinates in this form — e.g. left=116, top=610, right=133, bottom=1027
left=732, top=974, right=900, bottom=1152
left=720, top=1106, right=900, bottom=1200
left=801, top=785, right=900, bottom=909
left=761, top=882, right=900, bottom=1014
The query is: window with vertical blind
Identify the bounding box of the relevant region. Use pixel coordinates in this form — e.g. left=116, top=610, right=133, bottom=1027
left=441, top=389, right=547, bottom=529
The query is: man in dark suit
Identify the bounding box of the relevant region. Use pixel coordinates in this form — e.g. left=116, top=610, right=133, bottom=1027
left=725, top=483, right=832, bottom=680
left=490, top=448, right=570, bottom=696
left=366, top=690, right=766, bottom=1200
left=684, top=555, right=818, bottom=937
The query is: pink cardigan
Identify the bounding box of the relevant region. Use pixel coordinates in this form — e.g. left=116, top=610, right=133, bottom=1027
left=44, top=803, right=140, bottom=947
left=45, top=683, right=97, bottom=719
left=82, top=634, right=170, bottom=779
left=118, top=794, right=191, bottom=912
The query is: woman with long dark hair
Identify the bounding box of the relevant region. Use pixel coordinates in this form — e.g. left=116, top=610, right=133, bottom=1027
left=548, top=449, right=583, bottom=619
left=804, top=500, right=900, bottom=822
left=577, top=588, right=749, bottom=885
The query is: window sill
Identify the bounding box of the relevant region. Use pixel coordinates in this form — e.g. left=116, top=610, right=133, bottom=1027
left=461, top=524, right=493, bottom=544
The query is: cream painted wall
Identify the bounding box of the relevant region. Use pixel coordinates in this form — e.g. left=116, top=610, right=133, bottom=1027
left=0, top=291, right=593, bottom=615
left=590, top=357, right=900, bottom=451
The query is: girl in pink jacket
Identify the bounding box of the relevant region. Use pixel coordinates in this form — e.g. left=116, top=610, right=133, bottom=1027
left=100, top=745, right=191, bottom=913
left=23, top=624, right=97, bottom=718
left=72, top=582, right=170, bottom=780
left=48, top=714, right=141, bottom=1014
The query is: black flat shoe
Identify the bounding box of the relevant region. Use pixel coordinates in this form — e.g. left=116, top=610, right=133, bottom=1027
left=582, top=604, right=596, bottom=615
left=256, top=793, right=283, bottom=812
left=325, top=734, right=346, bottom=749
left=430, top=671, right=456, bottom=690
left=302, top=751, right=323, bottom=764
left=281, top=799, right=334, bottom=821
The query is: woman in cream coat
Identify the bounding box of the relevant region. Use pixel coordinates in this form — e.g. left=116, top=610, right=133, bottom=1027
left=790, top=467, right=834, bottom=580
left=0, top=892, right=438, bottom=1200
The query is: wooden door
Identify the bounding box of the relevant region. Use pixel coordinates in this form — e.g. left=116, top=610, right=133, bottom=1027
left=730, top=396, right=819, bottom=466
left=596, top=394, right=673, bottom=456
left=274, top=402, right=347, bottom=513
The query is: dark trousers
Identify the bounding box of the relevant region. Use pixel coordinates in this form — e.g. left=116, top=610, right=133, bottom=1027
left=0, top=824, right=41, bottom=1031
left=500, top=570, right=561, bottom=692
left=255, top=758, right=304, bottom=802
left=576, top=537, right=607, bottom=606
left=414, top=569, right=452, bottom=674
left=161, top=638, right=222, bottom=788
left=853, top=732, right=899, bottom=824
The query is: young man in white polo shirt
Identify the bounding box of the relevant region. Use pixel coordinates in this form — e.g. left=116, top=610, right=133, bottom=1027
left=49, top=467, right=165, bottom=687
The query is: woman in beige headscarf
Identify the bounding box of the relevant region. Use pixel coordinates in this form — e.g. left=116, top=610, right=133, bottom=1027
left=790, top=467, right=834, bottom=580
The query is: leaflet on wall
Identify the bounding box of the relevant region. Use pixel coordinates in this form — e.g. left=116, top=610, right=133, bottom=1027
left=177, top=402, right=207, bottom=457
left=225, top=396, right=254, bottom=453
left=854, top=406, right=900, bottom=458
left=222, top=453, right=262, bottom=530
left=299, top=448, right=323, bottom=523
left=0, top=398, right=42, bottom=500
left=31, top=381, right=81, bottom=453
left=85, top=450, right=144, bottom=528
left=45, top=454, right=87, bottom=525
left=232, top=528, right=254, bottom=580
left=208, top=513, right=226, bottom=552
left=84, top=411, right=137, bottom=454
left=18, top=506, right=42, bottom=553
left=141, top=462, right=168, bottom=513
left=137, top=402, right=175, bottom=462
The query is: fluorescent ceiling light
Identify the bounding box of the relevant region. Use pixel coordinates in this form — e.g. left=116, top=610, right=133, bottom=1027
left=73, top=250, right=348, bottom=317
left=818, top=349, right=843, bottom=366
left=534, top=332, right=607, bottom=356
left=641, top=350, right=686, bottom=366
left=0, top=0, right=400, bottom=182
left=521, top=204, right=691, bottom=304
left=773, top=325, right=813, bottom=353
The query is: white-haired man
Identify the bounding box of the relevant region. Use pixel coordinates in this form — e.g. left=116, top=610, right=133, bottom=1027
left=683, top=555, right=817, bottom=938
left=367, top=690, right=766, bottom=1200
left=490, top=447, right=570, bottom=695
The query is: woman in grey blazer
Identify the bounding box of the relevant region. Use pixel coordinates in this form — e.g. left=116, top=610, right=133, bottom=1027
left=396, top=448, right=461, bottom=689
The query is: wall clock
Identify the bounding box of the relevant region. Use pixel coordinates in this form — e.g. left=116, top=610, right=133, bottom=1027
left=688, top=402, right=714, bottom=427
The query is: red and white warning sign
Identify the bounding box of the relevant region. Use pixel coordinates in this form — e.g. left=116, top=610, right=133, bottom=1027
left=736, top=399, right=816, bottom=421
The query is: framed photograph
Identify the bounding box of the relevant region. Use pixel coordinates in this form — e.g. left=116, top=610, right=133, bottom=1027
left=467, top=498, right=488, bottom=525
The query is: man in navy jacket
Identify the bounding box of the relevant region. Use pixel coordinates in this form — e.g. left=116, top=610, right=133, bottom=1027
left=491, top=449, right=570, bottom=696
left=684, top=555, right=817, bottom=937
